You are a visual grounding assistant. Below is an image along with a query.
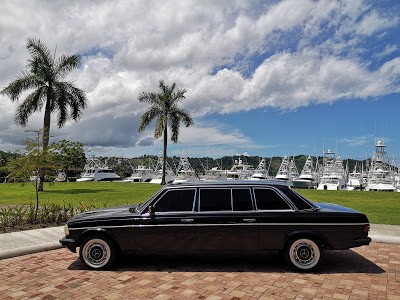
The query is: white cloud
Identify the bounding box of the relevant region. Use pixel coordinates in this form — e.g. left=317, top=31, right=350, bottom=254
left=355, top=11, right=396, bottom=36
left=0, top=0, right=399, bottom=156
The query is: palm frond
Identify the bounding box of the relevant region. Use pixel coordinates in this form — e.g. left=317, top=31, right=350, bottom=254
left=138, top=107, right=160, bottom=132
left=1, top=73, right=39, bottom=102
left=172, top=88, right=186, bottom=103
left=53, top=82, right=88, bottom=127
left=26, top=38, right=53, bottom=74
left=55, top=54, right=80, bottom=80
left=14, top=88, right=46, bottom=126
left=154, top=116, right=166, bottom=139
left=56, top=97, right=67, bottom=128
left=173, top=109, right=194, bottom=127
left=169, top=114, right=180, bottom=143
left=138, top=91, right=158, bottom=105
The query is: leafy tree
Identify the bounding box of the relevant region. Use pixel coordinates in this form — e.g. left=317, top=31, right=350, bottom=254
left=7, top=130, right=58, bottom=221
left=1, top=37, right=87, bottom=190
left=52, top=139, right=86, bottom=181
left=138, top=80, right=194, bottom=184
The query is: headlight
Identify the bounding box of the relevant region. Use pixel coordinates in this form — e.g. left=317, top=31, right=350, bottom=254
left=64, top=224, right=69, bottom=236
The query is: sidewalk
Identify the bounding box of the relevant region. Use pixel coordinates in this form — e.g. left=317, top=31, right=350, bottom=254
left=0, top=224, right=400, bottom=260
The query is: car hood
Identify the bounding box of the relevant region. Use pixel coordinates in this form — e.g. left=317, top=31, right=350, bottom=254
left=315, top=202, right=360, bottom=214
left=70, top=204, right=140, bottom=223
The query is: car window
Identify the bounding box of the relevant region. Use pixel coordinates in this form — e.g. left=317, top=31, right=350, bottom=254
left=254, top=188, right=291, bottom=210
left=200, top=188, right=231, bottom=211
left=232, top=189, right=253, bottom=211
left=278, top=187, right=315, bottom=210
left=153, top=189, right=196, bottom=212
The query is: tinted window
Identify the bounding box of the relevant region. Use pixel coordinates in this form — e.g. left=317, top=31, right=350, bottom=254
left=200, top=188, right=231, bottom=211
left=154, top=189, right=195, bottom=212
left=232, top=189, right=253, bottom=211
left=278, top=187, right=314, bottom=210
left=254, top=188, right=291, bottom=210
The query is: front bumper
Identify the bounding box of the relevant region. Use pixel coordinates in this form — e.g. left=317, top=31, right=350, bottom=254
left=59, top=237, right=77, bottom=253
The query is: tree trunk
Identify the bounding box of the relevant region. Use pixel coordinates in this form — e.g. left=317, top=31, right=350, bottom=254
left=39, top=93, right=52, bottom=191
left=162, top=123, right=168, bottom=185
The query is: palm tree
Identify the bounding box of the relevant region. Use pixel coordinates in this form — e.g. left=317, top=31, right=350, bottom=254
left=138, top=80, right=194, bottom=185
left=1, top=37, right=87, bottom=190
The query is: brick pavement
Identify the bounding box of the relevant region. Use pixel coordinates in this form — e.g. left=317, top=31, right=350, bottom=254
left=0, top=242, right=399, bottom=300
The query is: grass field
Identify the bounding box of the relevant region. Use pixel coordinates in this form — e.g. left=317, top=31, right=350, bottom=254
left=0, top=182, right=399, bottom=225
left=0, top=182, right=161, bottom=207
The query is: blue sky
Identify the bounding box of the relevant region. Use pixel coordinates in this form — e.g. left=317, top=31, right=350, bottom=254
left=0, top=0, right=399, bottom=160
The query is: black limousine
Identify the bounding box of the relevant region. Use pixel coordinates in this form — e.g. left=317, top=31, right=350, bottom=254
left=60, top=180, right=371, bottom=271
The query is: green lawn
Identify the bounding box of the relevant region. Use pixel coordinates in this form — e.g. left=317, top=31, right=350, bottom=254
left=0, top=182, right=161, bottom=207
left=296, top=189, right=400, bottom=225
left=0, top=182, right=399, bottom=225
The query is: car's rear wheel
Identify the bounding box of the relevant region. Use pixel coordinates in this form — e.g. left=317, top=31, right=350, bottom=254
left=79, top=236, right=116, bottom=270
left=285, top=237, right=323, bottom=271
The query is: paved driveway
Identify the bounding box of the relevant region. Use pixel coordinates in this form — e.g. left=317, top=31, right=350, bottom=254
left=1, top=242, right=399, bottom=300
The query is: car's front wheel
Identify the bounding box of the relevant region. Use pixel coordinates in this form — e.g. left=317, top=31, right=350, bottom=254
left=79, top=236, right=116, bottom=270
left=285, top=237, right=323, bottom=272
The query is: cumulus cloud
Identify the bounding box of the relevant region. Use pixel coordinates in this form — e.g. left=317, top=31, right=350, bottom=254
left=0, top=0, right=399, bottom=156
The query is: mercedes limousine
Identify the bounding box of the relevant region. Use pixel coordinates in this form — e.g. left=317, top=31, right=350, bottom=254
left=60, top=180, right=371, bottom=271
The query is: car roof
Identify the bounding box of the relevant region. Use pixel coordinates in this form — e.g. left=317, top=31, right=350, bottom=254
left=164, top=180, right=290, bottom=189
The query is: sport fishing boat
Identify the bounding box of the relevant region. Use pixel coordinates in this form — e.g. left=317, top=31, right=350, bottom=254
left=226, top=156, right=255, bottom=180
left=275, top=156, right=298, bottom=184
left=124, top=165, right=155, bottom=183
left=77, top=156, right=121, bottom=182
left=365, top=140, right=396, bottom=191
left=173, top=154, right=199, bottom=183
left=149, top=153, right=175, bottom=184
left=250, top=158, right=271, bottom=180
left=346, top=162, right=364, bottom=190
left=317, top=149, right=346, bottom=190
left=292, top=156, right=318, bottom=189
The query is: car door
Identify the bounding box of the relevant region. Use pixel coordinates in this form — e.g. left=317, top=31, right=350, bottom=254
left=196, top=187, right=258, bottom=251
left=254, top=187, right=296, bottom=249
left=135, top=188, right=197, bottom=251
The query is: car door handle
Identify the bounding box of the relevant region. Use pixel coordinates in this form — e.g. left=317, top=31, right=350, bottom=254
left=243, top=218, right=256, bottom=223
left=181, top=219, right=194, bottom=223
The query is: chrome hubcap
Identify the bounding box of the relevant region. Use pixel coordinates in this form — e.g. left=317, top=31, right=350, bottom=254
left=289, top=239, right=320, bottom=269
left=83, top=239, right=110, bottom=268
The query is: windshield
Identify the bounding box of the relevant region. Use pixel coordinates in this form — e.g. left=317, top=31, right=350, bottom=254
left=135, top=188, right=166, bottom=213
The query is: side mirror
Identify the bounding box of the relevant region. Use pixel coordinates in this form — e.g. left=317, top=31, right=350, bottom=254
left=148, top=205, right=155, bottom=216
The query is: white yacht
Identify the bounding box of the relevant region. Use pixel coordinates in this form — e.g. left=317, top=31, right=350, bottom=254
left=274, top=155, right=290, bottom=181
left=201, top=167, right=227, bottom=181
left=77, top=156, right=121, bottom=182
left=250, top=158, right=271, bottom=180
left=365, top=140, right=396, bottom=191
left=274, top=156, right=298, bottom=183
left=54, top=170, right=67, bottom=182
left=346, top=162, right=364, bottom=190
left=292, top=156, right=318, bottom=189
left=173, top=155, right=199, bottom=183
left=317, top=150, right=346, bottom=190
left=124, top=165, right=154, bottom=183
left=394, top=172, right=400, bottom=192
left=149, top=153, right=175, bottom=184
left=226, top=156, right=255, bottom=180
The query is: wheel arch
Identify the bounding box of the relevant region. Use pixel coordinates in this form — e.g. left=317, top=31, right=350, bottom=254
left=77, top=228, right=120, bottom=251
left=284, top=230, right=333, bottom=250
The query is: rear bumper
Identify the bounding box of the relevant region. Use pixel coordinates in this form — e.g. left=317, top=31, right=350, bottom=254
left=59, top=237, right=77, bottom=253
left=354, top=237, right=371, bottom=247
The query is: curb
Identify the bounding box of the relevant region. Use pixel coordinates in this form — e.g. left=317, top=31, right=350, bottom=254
left=0, top=242, right=62, bottom=260
left=370, top=235, right=400, bottom=245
